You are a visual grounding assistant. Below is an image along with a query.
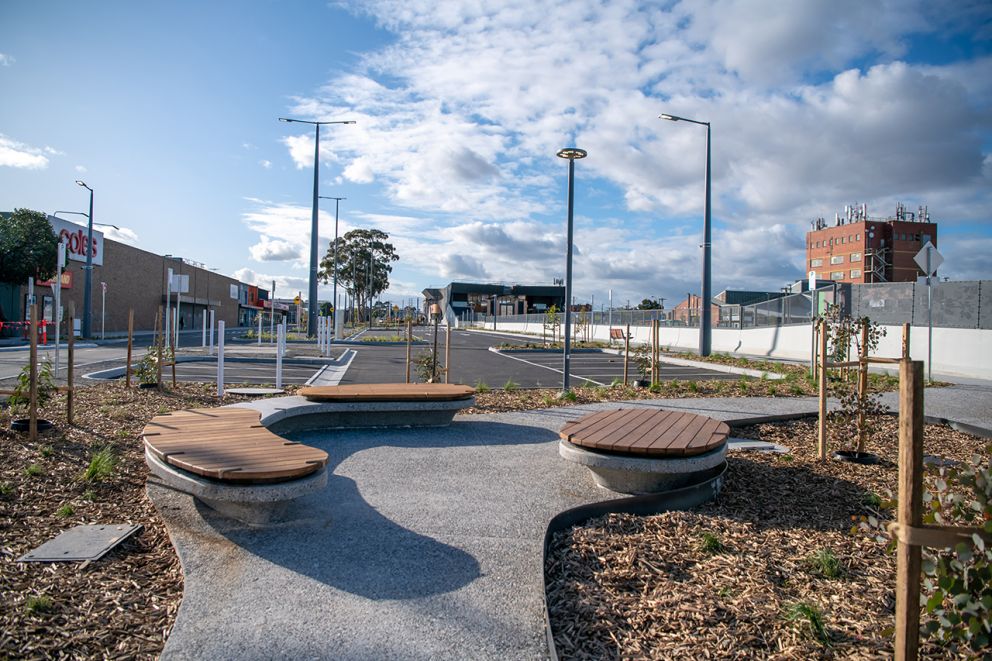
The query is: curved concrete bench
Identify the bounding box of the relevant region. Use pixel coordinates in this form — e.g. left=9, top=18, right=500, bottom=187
left=558, top=408, right=730, bottom=495
left=142, top=408, right=329, bottom=525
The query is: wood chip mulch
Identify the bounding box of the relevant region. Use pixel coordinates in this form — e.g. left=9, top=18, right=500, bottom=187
left=0, top=381, right=294, bottom=660
left=545, top=415, right=990, bottom=659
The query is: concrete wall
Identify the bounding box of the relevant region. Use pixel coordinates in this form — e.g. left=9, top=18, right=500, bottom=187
left=478, top=319, right=992, bottom=381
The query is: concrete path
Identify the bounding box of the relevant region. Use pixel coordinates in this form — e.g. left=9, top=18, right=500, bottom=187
left=149, top=386, right=991, bottom=660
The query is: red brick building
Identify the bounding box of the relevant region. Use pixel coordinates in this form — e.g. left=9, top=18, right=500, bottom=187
left=805, top=203, right=937, bottom=284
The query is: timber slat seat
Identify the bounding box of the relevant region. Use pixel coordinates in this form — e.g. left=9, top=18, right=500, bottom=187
left=299, top=383, right=475, bottom=402
left=142, top=407, right=328, bottom=483
left=560, top=408, right=730, bottom=457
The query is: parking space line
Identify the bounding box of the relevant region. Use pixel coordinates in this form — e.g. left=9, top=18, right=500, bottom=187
left=489, top=348, right=606, bottom=387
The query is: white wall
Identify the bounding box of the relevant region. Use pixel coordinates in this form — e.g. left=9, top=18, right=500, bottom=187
left=476, top=320, right=992, bottom=380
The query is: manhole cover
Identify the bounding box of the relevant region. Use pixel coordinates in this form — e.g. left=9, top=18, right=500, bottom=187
left=727, top=438, right=790, bottom=454
left=226, top=387, right=285, bottom=396
left=18, top=524, right=142, bottom=563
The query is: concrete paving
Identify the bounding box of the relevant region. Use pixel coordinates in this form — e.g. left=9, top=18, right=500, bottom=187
left=149, top=385, right=992, bottom=660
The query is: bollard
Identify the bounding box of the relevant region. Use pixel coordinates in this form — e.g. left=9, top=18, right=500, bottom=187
left=202, top=313, right=207, bottom=348
left=257, top=313, right=262, bottom=346
left=276, top=323, right=284, bottom=388
left=217, top=320, right=225, bottom=399
left=209, top=310, right=216, bottom=355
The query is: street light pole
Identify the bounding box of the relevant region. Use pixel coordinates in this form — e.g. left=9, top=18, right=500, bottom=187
left=319, top=196, right=345, bottom=341
left=278, top=117, right=355, bottom=338
left=556, top=147, right=587, bottom=392
left=74, top=181, right=95, bottom=337
left=659, top=113, right=712, bottom=356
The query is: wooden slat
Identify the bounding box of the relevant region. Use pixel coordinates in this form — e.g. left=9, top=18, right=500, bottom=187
left=565, top=408, right=729, bottom=458
left=143, top=407, right=328, bottom=483
left=300, top=383, right=474, bottom=402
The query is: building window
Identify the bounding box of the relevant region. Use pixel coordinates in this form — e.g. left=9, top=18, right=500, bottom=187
left=830, top=255, right=844, bottom=265
left=850, top=252, right=861, bottom=262
left=831, top=271, right=844, bottom=280
left=856, top=233, right=860, bottom=241
left=810, top=258, right=823, bottom=267
left=850, top=269, right=862, bottom=278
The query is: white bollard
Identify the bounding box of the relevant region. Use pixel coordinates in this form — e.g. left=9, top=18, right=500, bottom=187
left=208, top=310, right=216, bottom=355
left=201, top=312, right=207, bottom=348
left=334, top=294, right=343, bottom=340
left=276, top=323, right=284, bottom=388
left=258, top=313, right=262, bottom=345
left=318, top=315, right=324, bottom=355
left=217, top=320, right=225, bottom=398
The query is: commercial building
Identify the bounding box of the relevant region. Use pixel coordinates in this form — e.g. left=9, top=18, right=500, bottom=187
left=805, top=203, right=937, bottom=284
left=0, top=214, right=268, bottom=338
left=422, top=282, right=565, bottom=322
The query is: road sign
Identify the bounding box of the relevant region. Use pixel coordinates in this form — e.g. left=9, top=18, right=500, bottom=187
left=914, top=241, right=943, bottom=276
left=294, top=296, right=301, bottom=305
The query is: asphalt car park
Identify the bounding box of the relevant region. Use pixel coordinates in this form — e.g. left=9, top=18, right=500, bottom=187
left=163, top=359, right=319, bottom=386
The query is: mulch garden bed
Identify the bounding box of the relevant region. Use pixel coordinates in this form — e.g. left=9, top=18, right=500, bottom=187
left=545, top=415, right=989, bottom=659
left=0, top=381, right=295, bottom=660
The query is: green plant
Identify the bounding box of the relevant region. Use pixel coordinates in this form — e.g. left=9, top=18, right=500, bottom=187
left=541, top=394, right=556, bottom=407
left=783, top=601, right=830, bottom=644
left=737, top=377, right=749, bottom=394
left=806, top=548, right=844, bottom=578
left=698, top=532, right=725, bottom=554
left=630, top=343, right=651, bottom=380
left=824, top=313, right=888, bottom=454
left=82, top=489, right=97, bottom=501
left=40, top=445, right=54, bottom=458
left=24, top=463, right=44, bottom=477
left=8, top=358, right=56, bottom=414
left=717, top=585, right=733, bottom=599
left=56, top=504, right=74, bottom=518
left=560, top=389, right=577, bottom=403
left=83, top=446, right=117, bottom=482
left=503, top=379, right=519, bottom=392
left=687, top=380, right=699, bottom=393
left=25, top=595, right=53, bottom=615
left=413, top=348, right=445, bottom=383
left=0, top=482, right=13, bottom=497
left=862, top=491, right=883, bottom=508
left=134, top=352, right=158, bottom=385
left=648, top=382, right=662, bottom=394
left=610, top=377, right=624, bottom=388
left=474, top=380, right=490, bottom=394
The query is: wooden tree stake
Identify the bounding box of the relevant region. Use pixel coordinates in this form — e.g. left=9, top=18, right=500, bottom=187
left=895, top=359, right=924, bottom=661
left=444, top=324, right=451, bottom=384
left=29, top=304, right=38, bottom=442
left=125, top=308, right=134, bottom=387
left=67, top=303, right=75, bottom=425
left=405, top=318, right=412, bottom=384
left=156, top=307, right=163, bottom=387
left=902, top=322, right=911, bottom=360
left=623, top=324, right=630, bottom=385
left=817, top=319, right=828, bottom=460
left=857, top=319, right=869, bottom=453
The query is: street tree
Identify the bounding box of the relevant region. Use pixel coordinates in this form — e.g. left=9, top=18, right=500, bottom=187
left=319, top=229, right=399, bottom=321
left=637, top=298, right=663, bottom=310
left=0, top=209, right=58, bottom=320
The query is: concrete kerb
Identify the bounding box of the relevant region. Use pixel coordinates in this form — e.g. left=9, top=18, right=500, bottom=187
left=83, top=352, right=352, bottom=381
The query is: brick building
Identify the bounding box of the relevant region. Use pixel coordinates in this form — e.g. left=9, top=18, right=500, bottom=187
left=0, top=214, right=265, bottom=337
left=805, top=203, right=937, bottom=284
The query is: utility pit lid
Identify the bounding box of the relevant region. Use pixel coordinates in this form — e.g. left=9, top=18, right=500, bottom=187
left=18, top=524, right=142, bottom=563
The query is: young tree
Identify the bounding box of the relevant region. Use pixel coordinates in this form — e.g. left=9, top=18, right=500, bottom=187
left=319, top=229, right=399, bottom=321
left=0, top=209, right=58, bottom=320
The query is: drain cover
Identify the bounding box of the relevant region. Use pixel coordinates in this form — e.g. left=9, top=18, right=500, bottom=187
left=18, top=524, right=142, bottom=563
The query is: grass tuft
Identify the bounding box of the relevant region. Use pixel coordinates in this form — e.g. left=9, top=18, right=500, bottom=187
left=25, top=595, right=53, bottom=614
left=24, top=463, right=44, bottom=478
left=474, top=380, right=491, bottom=394
left=503, top=379, right=519, bottom=392
left=83, top=446, right=118, bottom=482
left=698, top=531, right=725, bottom=554
left=783, top=601, right=830, bottom=644
left=806, top=548, right=844, bottom=579
left=56, top=504, right=74, bottom=518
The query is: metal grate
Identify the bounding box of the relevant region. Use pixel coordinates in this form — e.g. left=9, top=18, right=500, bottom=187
left=18, top=524, right=142, bottom=563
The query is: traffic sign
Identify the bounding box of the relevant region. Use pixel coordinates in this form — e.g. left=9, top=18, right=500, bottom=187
left=914, top=241, right=943, bottom=276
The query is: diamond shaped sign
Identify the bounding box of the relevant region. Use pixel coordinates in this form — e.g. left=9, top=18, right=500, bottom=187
left=914, top=241, right=943, bottom=276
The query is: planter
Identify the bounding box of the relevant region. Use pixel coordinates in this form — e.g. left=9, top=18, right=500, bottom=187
left=632, top=379, right=651, bottom=388
left=833, top=450, right=881, bottom=465
left=139, top=382, right=159, bottom=390
left=11, top=418, right=54, bottom=433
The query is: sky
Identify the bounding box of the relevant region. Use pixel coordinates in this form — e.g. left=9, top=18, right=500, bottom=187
left=1, top=0, right=990, bottom=310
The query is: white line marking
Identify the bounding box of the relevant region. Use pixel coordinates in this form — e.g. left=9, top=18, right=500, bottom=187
left=487, top=347, right=605, bottom=386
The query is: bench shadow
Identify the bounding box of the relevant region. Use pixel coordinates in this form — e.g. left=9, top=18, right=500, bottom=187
left=199, top=419, right=558, bottom=602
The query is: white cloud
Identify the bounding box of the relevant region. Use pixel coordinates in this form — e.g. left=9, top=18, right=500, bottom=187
left=249, top=236, right=302, bottom=261
left=259, top=159, right=272, bottom=169
left=74, top=165, right=87, bottom=173
left=103, top=226, right=140, bottom=246
left=0, top=53, right=14, bottom=67
left=232, top=267, right=310, bottom=295
left=0, top=134, right=50, bottom=169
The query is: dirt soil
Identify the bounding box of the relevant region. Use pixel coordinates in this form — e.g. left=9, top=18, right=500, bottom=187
left=545, top=415, right=990, bottom=659
left=0, top=381, right=296, bottom=660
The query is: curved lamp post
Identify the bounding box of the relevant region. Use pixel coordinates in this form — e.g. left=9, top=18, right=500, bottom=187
left=556, top=147, right=587, bottom=392
left=659, top=113, right=712, bottom=357
left=278, top=117, right=356, bottom=338
left=318, top=195, right=345, bottom=342
left=74, top=180, right=95, bottom=337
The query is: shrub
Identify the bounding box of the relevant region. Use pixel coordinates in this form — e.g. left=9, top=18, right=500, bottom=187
left=8, top=358, right=56, bottom=414
left=503, top=379, right=519, bottom=392
left=25, top=595, right=53, bottom=614
left=56, top=504, right=74, bottom=518
left=560, top=389, right=577, bottom=403
left=698, top=532, right=725, bottom=554
left=24, top=463, right=44, bottom=477
left=806, top=548, right=844, bottom=579
left=474, top=380, right=490, bottom=394
left=83, top=446, right=117, bottom=482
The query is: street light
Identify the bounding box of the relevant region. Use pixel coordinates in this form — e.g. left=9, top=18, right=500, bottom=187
left=52, top=211, right=120, bottom=230
left=74, top=180, right=96, bottom=337
left=659, top=113, right=712, bottom=356
left=319, top=196, right=345, bottom=341
left=278, top=117, right=356, bottom=338
left=556, top=147, right=587, bottom=392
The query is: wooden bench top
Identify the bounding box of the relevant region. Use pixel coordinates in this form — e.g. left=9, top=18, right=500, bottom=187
left=299, top=383, right=475, bottom=402
left=560, top=408, right=730, bottom=458
left=142, top=408, right=328, bottom=483
left=609, top=328, right=626, bottom=340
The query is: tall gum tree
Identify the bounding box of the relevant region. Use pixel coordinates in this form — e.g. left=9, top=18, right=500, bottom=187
left=319, top=228, right=399, bottom=322
left=0, top=209, right=58, bottom=321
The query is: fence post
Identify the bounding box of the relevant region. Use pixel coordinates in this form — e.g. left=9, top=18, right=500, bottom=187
left=156, top=307, right=163, bottom=387
left=445, top=323, right=451, bottom=384
left=405, top=318, right=412, bottom=384
left=894, top=359, right=924, bottom=660
left=217, top=320, right=225, bottom=399
left=276, top=323, right=284, bottom=389
left=817, top=319, right=828, bottom=460
left=67, top=304, right=75, bottom=425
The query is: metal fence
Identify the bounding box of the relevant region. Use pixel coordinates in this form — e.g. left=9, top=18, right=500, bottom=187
left=462, top=280, right=991, bottom=331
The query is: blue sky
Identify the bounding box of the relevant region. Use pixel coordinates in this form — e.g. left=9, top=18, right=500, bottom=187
left=1, top=0, right=990, bottom=309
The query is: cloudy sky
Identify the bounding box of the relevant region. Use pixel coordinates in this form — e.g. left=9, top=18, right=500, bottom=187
left=1, top=0, right=989, bottom=309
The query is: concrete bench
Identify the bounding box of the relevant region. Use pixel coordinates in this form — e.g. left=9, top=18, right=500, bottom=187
left=142, top=408, right=329, bottom=525
left=558, top=408, right=729, bottom=495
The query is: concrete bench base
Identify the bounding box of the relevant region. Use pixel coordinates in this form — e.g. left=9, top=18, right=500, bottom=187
left=145, top=449, right=328, bottom=525
left=231, top=395, right=474, bottom=434
left=559, top=439, right=727, bottom=495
